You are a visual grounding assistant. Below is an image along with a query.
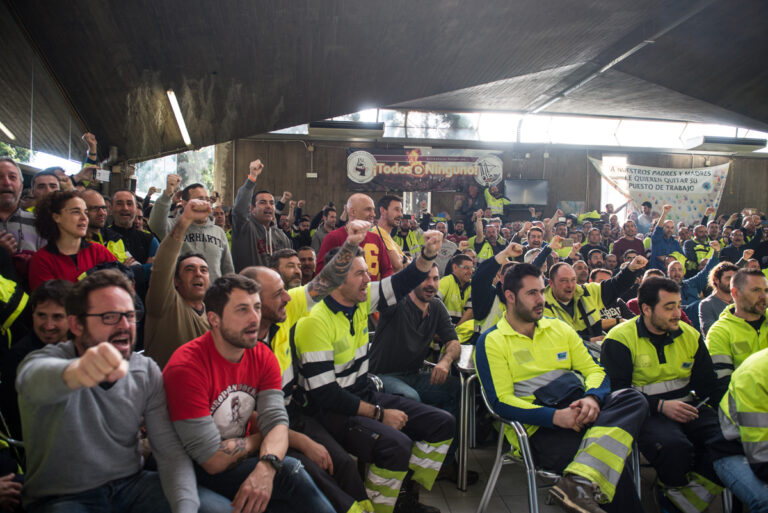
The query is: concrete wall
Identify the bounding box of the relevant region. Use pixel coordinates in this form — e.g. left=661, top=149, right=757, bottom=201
left=215, top=138, right=767, bottom=220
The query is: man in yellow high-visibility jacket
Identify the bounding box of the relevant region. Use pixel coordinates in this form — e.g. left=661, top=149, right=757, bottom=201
left=710, top=348, right=768, bottom=512
left=602, top=277, right=727, bottom=513
left=476, top=263, right=648, bottom=513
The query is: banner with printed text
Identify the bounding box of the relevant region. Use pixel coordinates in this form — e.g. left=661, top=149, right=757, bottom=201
left=589, top=157, right=729, bottom=225
left=346, top=148, right=503, bottom=192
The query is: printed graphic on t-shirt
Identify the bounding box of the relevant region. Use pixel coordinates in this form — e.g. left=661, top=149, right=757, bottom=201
left=600, top=306, right=622, bottom=320
left=211, top=384, right=258, bottom=438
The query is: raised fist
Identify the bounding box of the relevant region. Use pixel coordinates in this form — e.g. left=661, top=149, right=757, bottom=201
left=629, top=255, right=649, bottom=271
left=81, top=132, right=98, bottom=151
left=663, top=205, right=673, bottom=213
left=421, top=230, right=444, bottom=257
left=709, top=240, right=721, bottom=252
left=165, top=174, right=182, bottom=196
left=249, top=159, right=263, bottom=179
left=345, top=220, right=370, bottom=246
left=182, top=198, right=212, bottom=223
left=504, top=242, right=524, bottom=258
left=297, top=200, right=306, bottom=209
left=64, top=342, right=128, bottom=389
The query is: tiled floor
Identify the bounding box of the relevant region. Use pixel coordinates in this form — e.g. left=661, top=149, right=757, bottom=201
left=420, top=442, right=727, bottom=513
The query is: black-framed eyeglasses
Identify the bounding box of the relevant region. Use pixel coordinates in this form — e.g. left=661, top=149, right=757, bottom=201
left=87, top=205, right=109, bottom=212
left=83, top=310, right=144, bottom=325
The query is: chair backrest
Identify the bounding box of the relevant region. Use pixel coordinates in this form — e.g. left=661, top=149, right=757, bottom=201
left=478, top=381, right=504, bottom=424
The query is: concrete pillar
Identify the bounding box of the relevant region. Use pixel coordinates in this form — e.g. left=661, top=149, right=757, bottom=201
left=214, top=140, right=235, bottom=206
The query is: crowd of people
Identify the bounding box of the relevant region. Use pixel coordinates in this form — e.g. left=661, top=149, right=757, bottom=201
left=0, top=142, right=766, bottom=513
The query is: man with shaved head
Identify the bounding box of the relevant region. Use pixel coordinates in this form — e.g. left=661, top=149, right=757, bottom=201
left=316, top=192, right=392, bottom=280
left=239, top=220, right=374, bottom=513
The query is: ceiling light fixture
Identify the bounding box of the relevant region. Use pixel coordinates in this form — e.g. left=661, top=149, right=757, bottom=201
left=684, top=136, right=766, bottom=153
left=0, top=121, right=16, bottom=140
left=166, top=89, right=192, bottom=147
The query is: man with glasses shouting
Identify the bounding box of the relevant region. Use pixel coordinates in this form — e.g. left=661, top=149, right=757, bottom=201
left=15, top=270, right=218, bottom=513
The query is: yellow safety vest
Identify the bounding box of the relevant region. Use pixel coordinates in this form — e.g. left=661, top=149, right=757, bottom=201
left=706, top=304, right=768, bottom=381
left=393, top=230, right=424, bottom=256
left=484, top=188, right=511, bottom=216
left=543, top=283, right=604, bottom=338
left=467, top=235, right=505, bottom=262
left=718, top=348, right=768, bottom=465
left=0, top=275, right=28, bottom=348
left=604, top=316, right=700, bottom=401
left=438, top=274, right=471, bottom=323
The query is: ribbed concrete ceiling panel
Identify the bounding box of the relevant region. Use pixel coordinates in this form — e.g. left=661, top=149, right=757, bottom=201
left=1, top=0, right=765, bottom=161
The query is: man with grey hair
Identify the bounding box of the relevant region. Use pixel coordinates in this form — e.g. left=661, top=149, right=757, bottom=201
left=0, top=157, right=45, bottom=254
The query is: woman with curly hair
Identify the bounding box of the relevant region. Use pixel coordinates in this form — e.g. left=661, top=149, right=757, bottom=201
left=28, top=190, right=116, bottom=289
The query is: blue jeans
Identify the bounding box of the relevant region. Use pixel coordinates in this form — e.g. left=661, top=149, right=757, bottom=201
left=196, top=455, right=334, bottom=513
left=199, top=487, right=235, bottom=513
left=380, top=370, right=461, bottom=463
left=28, top=470, right=226, bottom=513
left=714, top=455, right=768, bottom=513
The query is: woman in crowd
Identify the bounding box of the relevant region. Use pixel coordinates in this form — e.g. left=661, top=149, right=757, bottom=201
left=28, top=190, right=116, bottom=289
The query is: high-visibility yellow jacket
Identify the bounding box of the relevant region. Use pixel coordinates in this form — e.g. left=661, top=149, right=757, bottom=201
left=706, top=304, right=768, bottom=383
left=0, top=275, right=28, bottom=348
left=484, top=188, right=511, bottom=216
left=718, top=347, right=768, bottom=465
left=474, top=317, right=609, bottom=440
left=602, top=316, right=724, bottom=412
left=438, top=274, right=471, bottom=324
left=544, top=283, right=604, bottom=339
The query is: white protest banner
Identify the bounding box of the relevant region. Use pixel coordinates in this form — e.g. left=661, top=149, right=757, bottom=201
left=590, top=158, right=729, bottom=225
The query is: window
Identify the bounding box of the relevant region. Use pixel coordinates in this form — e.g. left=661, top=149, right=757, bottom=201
left=600, top=155, right=629, bottom=220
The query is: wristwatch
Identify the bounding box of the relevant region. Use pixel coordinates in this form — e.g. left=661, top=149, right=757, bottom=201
left=259, top=453, right=283, bottom=472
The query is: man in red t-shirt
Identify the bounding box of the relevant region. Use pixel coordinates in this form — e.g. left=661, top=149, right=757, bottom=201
left=163, top=274, right=334, bottom=513
left=611, top=220, right=646, bottom=258
left=316, top=193, right=392, bottom=281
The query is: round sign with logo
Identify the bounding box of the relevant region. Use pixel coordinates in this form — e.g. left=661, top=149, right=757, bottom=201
left=473, top=155, right=504, bottom=187
left=347, top=151, right=377, bottom=184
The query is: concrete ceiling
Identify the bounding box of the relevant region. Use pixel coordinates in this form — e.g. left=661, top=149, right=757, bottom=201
left=1, top=0, right=766, bottom=162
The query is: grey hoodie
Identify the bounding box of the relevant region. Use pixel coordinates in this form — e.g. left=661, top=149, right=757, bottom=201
left=231, top=178, right=292, bottom=271
left=148, top=194, right=234, bottom=281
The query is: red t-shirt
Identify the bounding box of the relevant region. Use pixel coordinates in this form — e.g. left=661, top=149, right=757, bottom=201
left=611, top=237, right=645, bottom=258
left=316, top=226, right=393, bottom=281
left=163, top=331, right=282, bottom=439
left=28, top=241, right=117, bottom=290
